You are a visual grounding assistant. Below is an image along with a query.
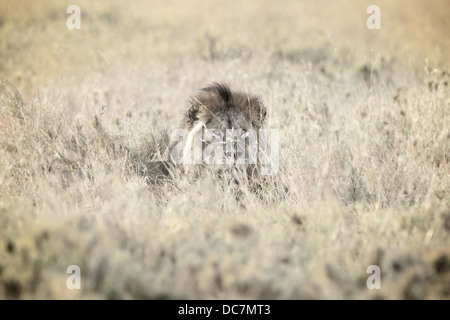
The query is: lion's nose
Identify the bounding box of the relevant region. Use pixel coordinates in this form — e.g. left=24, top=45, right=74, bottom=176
left=226, top=150, right=244, bottom=160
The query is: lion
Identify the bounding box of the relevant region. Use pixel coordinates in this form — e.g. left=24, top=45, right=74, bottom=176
left=138, top=82, right=274, bottom=187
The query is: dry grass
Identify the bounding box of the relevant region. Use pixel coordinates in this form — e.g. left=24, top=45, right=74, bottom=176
left=0, top=0, right=449, bottom=299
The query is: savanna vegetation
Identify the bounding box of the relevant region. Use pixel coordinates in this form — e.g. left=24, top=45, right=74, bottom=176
left=0, top=0, right=449, bottom=299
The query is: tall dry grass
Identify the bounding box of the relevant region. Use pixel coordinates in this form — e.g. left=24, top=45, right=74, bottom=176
left=0, top=0, right=449, bottom=299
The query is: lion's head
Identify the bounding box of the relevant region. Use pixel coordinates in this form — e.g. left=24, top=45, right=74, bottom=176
left=169, top=83, right=268, bottom=182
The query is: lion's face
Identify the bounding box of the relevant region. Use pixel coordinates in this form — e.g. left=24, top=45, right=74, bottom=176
left=170, top=83, right=267, bottom=182
left=202, top=111, right=255, bottom=181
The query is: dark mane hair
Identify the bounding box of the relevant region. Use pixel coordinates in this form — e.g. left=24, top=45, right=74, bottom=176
left=184, top=82, right=266, bottom=130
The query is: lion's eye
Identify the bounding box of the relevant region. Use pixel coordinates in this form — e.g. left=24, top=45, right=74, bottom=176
left=240, top=129, right=249, bottom=138
left=212, top=129, right=222, bottom=137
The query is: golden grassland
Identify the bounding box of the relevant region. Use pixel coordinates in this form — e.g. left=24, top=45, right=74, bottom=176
left=0, top=0, right=449, bottom=299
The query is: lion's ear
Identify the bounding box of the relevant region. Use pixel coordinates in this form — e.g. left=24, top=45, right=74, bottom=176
left=258, top=100, right=267, bottom=124
left=187, top=103, right=200, bottom=123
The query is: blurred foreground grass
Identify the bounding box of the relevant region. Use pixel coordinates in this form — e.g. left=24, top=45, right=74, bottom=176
left=0, top=0, right=449, bottom=299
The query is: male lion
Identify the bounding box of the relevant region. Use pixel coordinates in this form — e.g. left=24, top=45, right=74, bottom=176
left=139, top=82, right=272, bottom=186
